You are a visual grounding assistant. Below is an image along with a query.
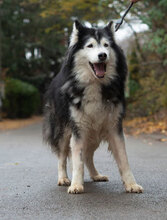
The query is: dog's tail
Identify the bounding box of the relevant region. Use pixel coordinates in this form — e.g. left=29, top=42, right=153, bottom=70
left=43, top=101, right=55, bottom=146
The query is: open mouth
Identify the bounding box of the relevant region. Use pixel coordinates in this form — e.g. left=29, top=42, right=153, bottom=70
left=89, top=62, right=106, bottom=79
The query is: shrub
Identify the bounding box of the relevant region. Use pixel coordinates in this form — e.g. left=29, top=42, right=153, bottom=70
left=127, top=74, right=167, bottom=117
left=3, top=78, right=40, bottom=118
left=129, top=79, right=140, bottom=97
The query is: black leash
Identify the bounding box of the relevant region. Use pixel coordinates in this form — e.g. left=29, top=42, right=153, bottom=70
left=115, top=2, right=134, bottom=32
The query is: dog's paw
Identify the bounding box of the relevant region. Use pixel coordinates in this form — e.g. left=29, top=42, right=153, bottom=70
left=92, top=175, right=109, bottom=182
left=68, top=184, right=84, bottom=194
left=58, top=178, right=71, bottom=186
left=125, top=183, right=143, bottom=193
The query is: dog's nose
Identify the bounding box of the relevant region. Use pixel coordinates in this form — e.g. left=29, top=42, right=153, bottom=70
left=98, top=53, right=107, bottom=61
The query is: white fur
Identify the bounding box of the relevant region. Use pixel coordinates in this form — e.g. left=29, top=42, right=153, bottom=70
left=107, top=21, right=116, bottom=41
left=61, top=27, right=143, bottom=194
left=57, top=133, right=71, bottom=186
left=73, top=97, right=81, bottom=104
left=68, top=82, right=127, bottom=193
left=69, top=92, right=143, bottom=193
left=108, top=132, right=143, bottom=193
left=69, top=22, right=78, bottom=47
left=61, top=81, right=71, bottom=92
left=68, top=135, right=84, bottom=193
left=73, top=37, right=117, bottom=84
left=84, top=38, right=109, bottom=64
left=68, top=58, right=143, bottom=193
left=70, top=82, right=123, bottom=140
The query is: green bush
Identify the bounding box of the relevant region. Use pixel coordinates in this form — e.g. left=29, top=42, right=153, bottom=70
left=127, top=74, right=167, bottom=117
left=3, top=78, right=40, bottom=118
left=129, top=79, right=140, bottom=97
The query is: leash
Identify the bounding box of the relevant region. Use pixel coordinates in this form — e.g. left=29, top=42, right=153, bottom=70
left=115, top=2, right=134, bottom=32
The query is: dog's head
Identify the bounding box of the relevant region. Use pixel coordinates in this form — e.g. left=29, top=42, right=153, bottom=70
left=69, top=20, right=117, bottom=83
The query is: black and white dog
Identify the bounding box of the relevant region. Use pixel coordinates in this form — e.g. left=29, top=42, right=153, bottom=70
left=43, top=20, right=143, bottom=194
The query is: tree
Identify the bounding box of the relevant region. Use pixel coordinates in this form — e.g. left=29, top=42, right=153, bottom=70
left=1, top=0, right=167, bottom=117
left=0, top=0, right=4, bottom=120
left=1, top=0, right=67, bottom=83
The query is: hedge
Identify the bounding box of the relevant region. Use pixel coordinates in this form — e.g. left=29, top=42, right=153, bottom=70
left=3, top=78, right=40, bottom=118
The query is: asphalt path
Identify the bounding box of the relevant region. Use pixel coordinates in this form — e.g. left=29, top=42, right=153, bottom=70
left=0, top=122, right=167, bottom=220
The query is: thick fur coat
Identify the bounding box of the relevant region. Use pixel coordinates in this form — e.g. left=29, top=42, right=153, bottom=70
left=43, top=20, right=143, bottom=194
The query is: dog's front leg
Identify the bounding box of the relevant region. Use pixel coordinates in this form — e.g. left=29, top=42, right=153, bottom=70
left=109, top=131, right=143, bottom=193
left=68, top=134, right=84, bottom=194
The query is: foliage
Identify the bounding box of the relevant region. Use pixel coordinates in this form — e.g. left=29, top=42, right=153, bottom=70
left=1, top=0, right=167, bottom=119
left=140, top=0, right=167, bottom=63
left=28, top=0, right=119, bottom=23
left=128, top=50, right=140, bottom=96
left=1, top=0, right=65, bottom=79
left=127, top=71, right=167, bottom=117
left=3, top=78, right=40, bottom=118
left=124, top=114, right=167, bottom=138
left=126, top=0, right=167, bottom=117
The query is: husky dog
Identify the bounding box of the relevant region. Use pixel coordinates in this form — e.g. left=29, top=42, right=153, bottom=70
left=43, top=20, right=143, bottom=194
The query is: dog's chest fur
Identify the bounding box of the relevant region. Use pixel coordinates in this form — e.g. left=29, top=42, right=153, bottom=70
left=70, top=82, right=121, bottom=138
left=83, top=83, right=103, bottom=114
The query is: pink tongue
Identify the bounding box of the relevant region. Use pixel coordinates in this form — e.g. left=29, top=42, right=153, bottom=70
left=94, top=63, right=105, bottom=77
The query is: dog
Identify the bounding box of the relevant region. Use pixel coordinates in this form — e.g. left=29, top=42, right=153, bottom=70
left=43, top=20, right=143, bottom=194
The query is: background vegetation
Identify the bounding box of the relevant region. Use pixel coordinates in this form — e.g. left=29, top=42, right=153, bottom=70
left=0, top=0, right=167, bottom=119
left=3, top=78, right=40, bottom=118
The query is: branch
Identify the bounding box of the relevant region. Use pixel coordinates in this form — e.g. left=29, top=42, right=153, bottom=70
left=124, top=19, right=145, bottom=61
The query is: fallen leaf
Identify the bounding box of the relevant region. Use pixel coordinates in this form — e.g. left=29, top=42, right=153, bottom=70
left=160, top=138, right=167, bottom=142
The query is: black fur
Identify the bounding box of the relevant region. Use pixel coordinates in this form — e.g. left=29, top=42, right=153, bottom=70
left=43, top=21, right=128, bottom=152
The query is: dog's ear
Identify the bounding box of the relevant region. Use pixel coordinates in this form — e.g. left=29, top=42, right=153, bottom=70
left=105, top=21, right=114, bottom=34
left=74, top=20, right=83, bottom=32
left=69, top=20, right=83, bottom=47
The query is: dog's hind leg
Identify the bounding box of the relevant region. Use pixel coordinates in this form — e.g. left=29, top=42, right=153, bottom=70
left=57, top=136, right=71, bottom=186
left=85, top=145, right=109, bottom=182
left=109, top=130, right=143, bottom=193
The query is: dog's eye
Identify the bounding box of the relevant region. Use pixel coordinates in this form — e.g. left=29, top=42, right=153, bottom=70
left=104, top=43, right=109, bottom=47
left=87, top=44, right=93, bottom=48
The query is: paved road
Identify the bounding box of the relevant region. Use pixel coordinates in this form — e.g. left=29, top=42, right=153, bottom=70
left=0, top=122, right=167, bottom=220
